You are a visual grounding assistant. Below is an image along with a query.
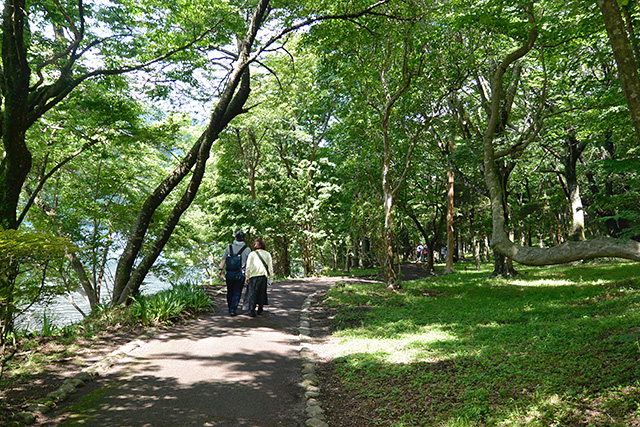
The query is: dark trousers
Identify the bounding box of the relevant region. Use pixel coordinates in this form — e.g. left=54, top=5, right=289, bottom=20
left=247, top=275, right=268, bottom=313
left=226, top=277, right=244, bottom=314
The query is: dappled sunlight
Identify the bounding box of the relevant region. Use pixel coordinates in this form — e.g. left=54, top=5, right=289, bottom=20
left=317, top=262, right=640, bottom=426
left=507, top=278, right=578, bottom=287
left=327, top=326, right=459, bottom=364
left=495, top=386, right=640, bottom=427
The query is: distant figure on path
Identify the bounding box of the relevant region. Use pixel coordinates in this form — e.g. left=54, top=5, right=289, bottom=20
left=416, top=244, right=424, bottom=262
left=218, top=231, right=251, bottom=316
left=244, top=237, right=274, bottom=317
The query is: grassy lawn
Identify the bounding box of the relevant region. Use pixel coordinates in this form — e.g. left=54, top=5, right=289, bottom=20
left=320, top=261, right=640, bottom=427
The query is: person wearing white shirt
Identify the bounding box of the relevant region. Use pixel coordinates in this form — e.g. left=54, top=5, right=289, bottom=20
left=244, top=238, right=274, bottom=317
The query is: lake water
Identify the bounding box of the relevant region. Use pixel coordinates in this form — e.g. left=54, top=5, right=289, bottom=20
left=16, top=275, right=172, bottom=332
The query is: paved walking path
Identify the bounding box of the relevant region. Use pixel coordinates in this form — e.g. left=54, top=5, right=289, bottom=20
left=39, top=278, right=336, bottom=427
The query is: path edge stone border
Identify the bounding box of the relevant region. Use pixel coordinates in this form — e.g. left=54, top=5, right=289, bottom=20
left=15, top=286, right=325, bottom=426
left=299, top=290, right=329, bottom=427
left=12, top=328, right=160, bottom=426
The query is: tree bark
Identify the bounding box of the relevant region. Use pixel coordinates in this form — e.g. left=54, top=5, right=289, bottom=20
left=0, top=0, right=32, bottom=341
left=362, top=237, right=373, bottom=269
left=563, top=133, right=587, bottom=241
left=597, top=0, right=640, bottom=143
left=484, top=7, right=640, bottom=266
left=445, top=168, right=455, bottom=274
left=279, top=236, right=291, bottom=277
left=1, top=0, right=32, bottom=231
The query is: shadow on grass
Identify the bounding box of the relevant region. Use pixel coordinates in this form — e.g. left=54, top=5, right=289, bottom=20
left=317, top=262, right=640, bottom=427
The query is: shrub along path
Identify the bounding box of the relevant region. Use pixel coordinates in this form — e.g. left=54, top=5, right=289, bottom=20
left=34, top=278, right=338, bottom=427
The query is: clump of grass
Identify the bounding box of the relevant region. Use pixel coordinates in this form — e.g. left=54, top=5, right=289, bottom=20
left=3, top=282, right=213, bottom=381
left=130, top=281, right=212, bottom=326
left=320, top=261, right=640, bottom=427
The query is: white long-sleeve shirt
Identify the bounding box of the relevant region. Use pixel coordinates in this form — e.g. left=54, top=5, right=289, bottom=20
left=245, top=249, right=273, bottom=280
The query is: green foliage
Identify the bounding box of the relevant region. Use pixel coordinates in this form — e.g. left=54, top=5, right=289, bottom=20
left=322, top=261, right=640, bottom=426
left=11, top=0, right=640, bottom=323
left=0, top=230, right=75, bottom=264
left=130, top=282, right=212, bottom=326
left=0, top=230, right=76, bottom=311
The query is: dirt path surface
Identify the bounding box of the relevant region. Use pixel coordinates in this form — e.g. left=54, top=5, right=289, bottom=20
left=35, top=278, right=337, bottom=427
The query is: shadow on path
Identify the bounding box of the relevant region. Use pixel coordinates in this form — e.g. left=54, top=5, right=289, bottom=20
left=36, top=278, right=336, bottom=427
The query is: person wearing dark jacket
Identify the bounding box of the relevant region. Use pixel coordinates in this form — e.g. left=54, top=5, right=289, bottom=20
left=218, top=231, right=251, bottom=316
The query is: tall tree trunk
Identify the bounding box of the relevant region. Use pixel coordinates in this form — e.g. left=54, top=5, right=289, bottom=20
left=272, top=234, right=290, bottom=277
left=362, top=237, right=373, bottom=269
left=300, top=223, right=314, bottom=276
left=473, top=235, right=481, bottom=270
left=470, top=210, right=481, bottom=270
left=382, top=189, right=398, bottom=284
left=445, top=168, right=455, bottom=274
left=565, top=158, right=586, bottom=242
left=490, top=163, right=518, bottom=277
left=597, top=0, right=640, bottom=143
left=352, top=233, right=360, bottom=270
left=0, top=0, right=32, bottom=339
left=0, top=0, right=32, bottom=230
left=551, top=131, right=587, bottom=241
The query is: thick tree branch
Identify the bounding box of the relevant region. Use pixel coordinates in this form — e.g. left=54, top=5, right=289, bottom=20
left=17, top=133, right=101, bottom=227
left=26, top=18, right=226, bottom=130
left=484, top=6, right=640, bottom=264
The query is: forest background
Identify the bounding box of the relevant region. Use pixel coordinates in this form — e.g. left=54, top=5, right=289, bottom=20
left=1, top=0, right=640, bottom=361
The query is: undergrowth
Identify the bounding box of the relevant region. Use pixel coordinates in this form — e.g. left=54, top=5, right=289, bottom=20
left=1, top=281, right=213, bottom=386
left=321, top=261, right=640, bottom=427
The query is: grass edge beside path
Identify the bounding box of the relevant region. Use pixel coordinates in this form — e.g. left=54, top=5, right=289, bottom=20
left=315, top=261, right=640, bottom=427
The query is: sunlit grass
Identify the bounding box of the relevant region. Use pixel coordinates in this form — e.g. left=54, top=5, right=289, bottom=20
left=329, top=327, right=458, bottom=363
left=321, top=261, right=640, bottom=427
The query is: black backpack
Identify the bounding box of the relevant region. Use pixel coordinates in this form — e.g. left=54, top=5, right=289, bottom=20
left=225, top=244, right=247, bottom=281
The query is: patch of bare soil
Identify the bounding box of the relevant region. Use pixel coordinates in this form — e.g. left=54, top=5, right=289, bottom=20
left=0, top=323, right=148, bottom=424
left=316, top=362, right=373, bottom=427
left=399, top=262, right=437, bottom=282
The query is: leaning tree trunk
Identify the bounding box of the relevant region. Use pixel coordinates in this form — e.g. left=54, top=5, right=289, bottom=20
left=112, top=0, right=270, bottom=304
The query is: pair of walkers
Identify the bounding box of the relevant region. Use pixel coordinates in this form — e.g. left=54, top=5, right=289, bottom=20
left=218, top=231, right=274, bottom=317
